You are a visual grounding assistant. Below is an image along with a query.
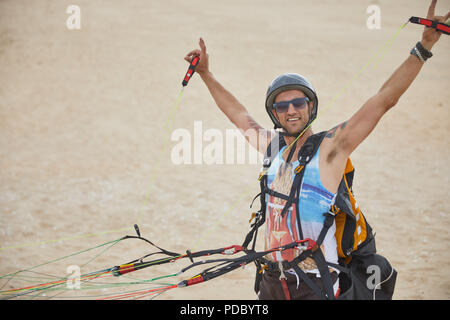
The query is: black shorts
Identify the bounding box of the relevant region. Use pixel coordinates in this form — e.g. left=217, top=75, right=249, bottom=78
left=257, top=269, right=339, bottom=300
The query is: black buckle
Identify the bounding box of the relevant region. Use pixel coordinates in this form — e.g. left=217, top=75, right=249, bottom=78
left=298, top=155, right=310, bottom=166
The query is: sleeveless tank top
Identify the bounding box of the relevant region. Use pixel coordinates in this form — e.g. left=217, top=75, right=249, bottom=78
left=264, top=145, right=339, bottom=273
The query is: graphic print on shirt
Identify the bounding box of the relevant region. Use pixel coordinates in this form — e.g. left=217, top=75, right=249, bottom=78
left=265, top=146, right=338, bottom=270
left=266, top=161, right=301, bottom=262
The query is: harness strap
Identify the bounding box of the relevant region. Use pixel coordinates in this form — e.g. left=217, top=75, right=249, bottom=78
left=311, top=249, right=336, bottom=300
left=242, top=211, right=264, bottom=250
left=243, top=173, right=269, bottom=250
left=264, top=188, right=290, bottom=201
left=280, top=165, right=304, bottom=218
left=290, top=209, right=338, bottom=300
left=316, top=211, right=335, bottom=247
left=260, top=253, right=349, bottom=274
left=292, top=264, right=327, bottom=300
left=260, top=250, right=339, bottom=300
left=280, top=278, right=291, bottom=300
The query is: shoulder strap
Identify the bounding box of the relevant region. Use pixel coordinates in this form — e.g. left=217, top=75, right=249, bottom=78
left=297, top=131, right=327, bottom=165
left=262, top=133, right=286, bottom=170
left=278, top=131, right=328, bottom=220
left=263, top=130, right=327, bottom=169
left=242, top=134, right=285, bottom=251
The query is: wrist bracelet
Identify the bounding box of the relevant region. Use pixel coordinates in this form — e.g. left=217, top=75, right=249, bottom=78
left=410, top=41, right=433, bottom=62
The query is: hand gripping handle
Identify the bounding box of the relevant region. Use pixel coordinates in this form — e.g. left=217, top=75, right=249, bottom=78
left=182, top=55, right=200, bottom=86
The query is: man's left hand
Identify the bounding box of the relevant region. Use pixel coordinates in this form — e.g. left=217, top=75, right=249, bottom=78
left=421, top=0, right=450, bottom=50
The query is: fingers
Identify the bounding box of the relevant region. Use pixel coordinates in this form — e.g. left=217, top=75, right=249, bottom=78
left=184, top=49, right=201, bottom=62
left=443, top=11, right=450, bottom=23
left=427, top=0, right=437, bottom=19
left=184, top=38, right=207, bottom=64
left=199, top=37, right=207, bottom=54
left=186, top=49, right=201, bottom=57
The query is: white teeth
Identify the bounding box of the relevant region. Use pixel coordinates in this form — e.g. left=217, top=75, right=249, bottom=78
left=287, top=118, right=300, bottom=122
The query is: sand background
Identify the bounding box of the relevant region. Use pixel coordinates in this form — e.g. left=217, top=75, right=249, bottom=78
left=0, top=0, right=449, bottom=299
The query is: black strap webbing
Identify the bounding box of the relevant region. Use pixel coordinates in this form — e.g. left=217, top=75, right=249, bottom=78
left=316, top=212, right=335, bottom=246
left=311, top=250, right=336, bottom=300
left=292, top=264, right=327, bottom=300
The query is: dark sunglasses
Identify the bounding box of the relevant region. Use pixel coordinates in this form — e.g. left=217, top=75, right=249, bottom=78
left=273, top=97, right=309, bottom=113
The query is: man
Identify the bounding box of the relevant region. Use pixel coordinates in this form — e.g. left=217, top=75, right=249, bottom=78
left=184, top=1, right=448, bottom=299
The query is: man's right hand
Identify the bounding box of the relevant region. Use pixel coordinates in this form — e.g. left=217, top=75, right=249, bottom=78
left=184, top=37, right=209, bottom=76
left=421, top=0, right=450, bottom=51
left=184, top=38, right=271, bottom=154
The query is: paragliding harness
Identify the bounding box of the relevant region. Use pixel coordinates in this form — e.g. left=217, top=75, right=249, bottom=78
left=242, top=131, right=397, bottom=300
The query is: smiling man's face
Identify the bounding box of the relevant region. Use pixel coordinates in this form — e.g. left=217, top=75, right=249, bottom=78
left=271, top=89, right=313, bottom=136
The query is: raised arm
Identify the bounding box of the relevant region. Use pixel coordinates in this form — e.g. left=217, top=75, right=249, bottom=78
left=184, top=38, right=272, bottom=154
left=328, top=0, right=449, bottom=158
